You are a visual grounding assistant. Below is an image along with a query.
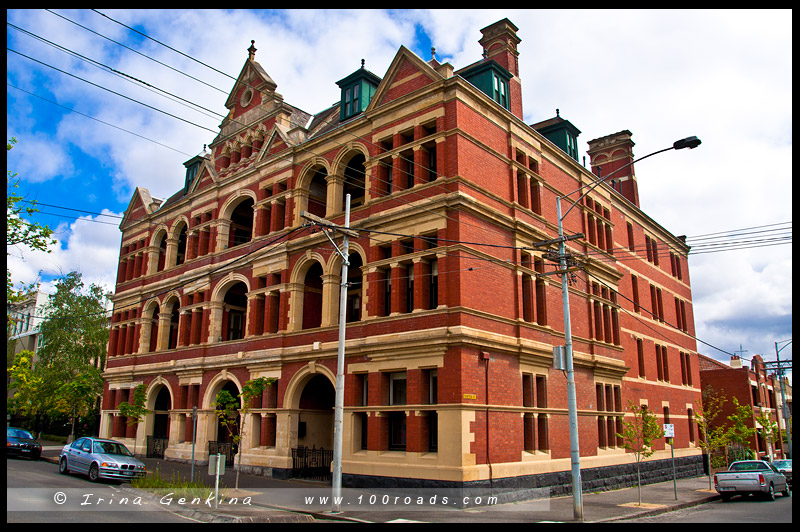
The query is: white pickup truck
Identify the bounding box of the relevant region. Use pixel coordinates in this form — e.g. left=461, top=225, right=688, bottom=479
left=714, top=460, right=791, bottom=501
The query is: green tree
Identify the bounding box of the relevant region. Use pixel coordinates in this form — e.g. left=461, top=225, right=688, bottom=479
left=212, top=377, right=275, bottom=490
left=26, top=272, right=110, bottom=438
left=754, top=411, right=780, bottom=461
left=7, top=350, right=47, bottom=421
left=617, top=401, right=664, bottom=506
left=36, top=272, right=110, bottom=379
left=53, top=367, right=105, bottom=440
left=117, top=384, right=151, bottom=426
left=725, top=397, right=757, bottom=463
left=694, top=385, right=729, bottom=487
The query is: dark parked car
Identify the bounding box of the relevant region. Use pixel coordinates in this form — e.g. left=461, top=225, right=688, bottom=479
left=7, top=427, right=42, bottom=460
left=772, top=459, right=792, bottom=488
left=59, top=437, right=146, bottom=482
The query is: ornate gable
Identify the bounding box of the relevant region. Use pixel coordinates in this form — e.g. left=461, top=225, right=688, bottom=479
left=224, top=41, right=278, bottom=113
left=368, top=46, right=444, bottom=111
left=120, top=187, right=161, bottom=230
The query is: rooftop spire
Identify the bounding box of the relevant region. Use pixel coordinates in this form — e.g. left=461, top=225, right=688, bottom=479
left=247, top=40, right=257, bottom=61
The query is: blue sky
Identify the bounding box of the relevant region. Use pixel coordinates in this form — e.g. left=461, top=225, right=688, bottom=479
left=7, top=9, right=792, bottom=372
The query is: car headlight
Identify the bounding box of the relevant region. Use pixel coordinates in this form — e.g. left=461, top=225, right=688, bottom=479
left=101, top=462, right=119, bottom=468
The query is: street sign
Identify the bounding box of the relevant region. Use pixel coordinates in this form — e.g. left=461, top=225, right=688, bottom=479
left=663, top=423, right=675, bottom=438
left=553, top=346, right=566, bottom=370
left=208, top=453, right=225, bottom=475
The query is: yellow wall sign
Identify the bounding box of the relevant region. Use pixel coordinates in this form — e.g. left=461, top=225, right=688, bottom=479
left=463, top=393, right=477, bottom=400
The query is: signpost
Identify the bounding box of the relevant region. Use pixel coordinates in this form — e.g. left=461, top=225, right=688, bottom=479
left=664, top=424, right=677, bottom=500
left=209, top=452, right=225, bottom=508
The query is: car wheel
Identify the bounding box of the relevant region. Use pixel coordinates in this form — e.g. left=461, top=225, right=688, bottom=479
left=765, top=483, right=775, bottom=501
left=88, top=463, right=100, bottom=482
left=59, top=457, right=69, bottom=475
left=782, top=483, right=791, bottom=498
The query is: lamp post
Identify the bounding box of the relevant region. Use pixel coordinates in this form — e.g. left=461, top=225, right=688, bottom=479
left=551, top=136, right=700, bottom=521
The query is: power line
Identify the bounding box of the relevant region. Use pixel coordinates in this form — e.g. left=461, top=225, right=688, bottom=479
left=7, top=47, right=220, bottom=134
left=44, top=9, right=229, bottom=95
left=7, top=84, right=194, bottom=156
left=7, top=21, right=226, bottom=122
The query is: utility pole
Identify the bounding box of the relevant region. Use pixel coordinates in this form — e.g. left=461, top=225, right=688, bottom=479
left=764, top=339, right=792, bottom=458
left=300, top=195, right=357, bottom=513
left=534, top=135, right=701, bottom=522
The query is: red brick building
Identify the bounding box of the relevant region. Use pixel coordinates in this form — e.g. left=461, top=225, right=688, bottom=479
left=698, top=354, right=786, bottom=460
left=101, top=19, right=703, bottom=494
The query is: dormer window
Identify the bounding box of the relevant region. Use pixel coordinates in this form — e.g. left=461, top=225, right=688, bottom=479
left=344, top=84, right=359, bottom=117
left=458, top=59, right=513, bottom=111
left=493, top=73, right=508, bottom=108
left=336, top=61, right=381, bottom=122
left=183, top=152, right=206, bottom=193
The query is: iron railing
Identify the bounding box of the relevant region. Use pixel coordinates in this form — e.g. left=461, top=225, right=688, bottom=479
left=291, top=445, right=332, bottom=481
left=146, top=436, right=169, bottom=458
left=208, top=440, right=236, bottom=467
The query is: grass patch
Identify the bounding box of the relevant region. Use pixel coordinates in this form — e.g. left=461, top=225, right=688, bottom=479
left=132, top=464, right=217, bottom=500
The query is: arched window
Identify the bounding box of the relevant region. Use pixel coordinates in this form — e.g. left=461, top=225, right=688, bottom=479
left=342, top=153, right=366, bottom=209
left=308, top=168, right=328, bottom=218
left=302, top=262, right=324, bottom=329
left=168, top=303, right=180, bottom=350
left=175, top=223, right=188, bottom=266
left=228, top=198, right=254, bottom=248
left=222, top=282, right=248, bottom=341
left=154, top=232, right=167, bottom=272
left=346, top=253, right=363, bottom=322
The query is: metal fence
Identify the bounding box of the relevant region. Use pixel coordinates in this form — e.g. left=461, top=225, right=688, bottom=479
left=208, top=440, right=236, bottom=467
left=291, top=445, right=332, bottom=481
left=146, top=436, right=169, bottom=458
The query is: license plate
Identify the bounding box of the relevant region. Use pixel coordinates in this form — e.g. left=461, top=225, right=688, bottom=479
left=124, top=471, right=133, bottom=475
left=718, top=487, right=734, bottom=491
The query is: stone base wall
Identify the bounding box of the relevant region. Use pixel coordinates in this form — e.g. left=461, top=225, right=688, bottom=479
left=340, top=455, right=705, bottom=505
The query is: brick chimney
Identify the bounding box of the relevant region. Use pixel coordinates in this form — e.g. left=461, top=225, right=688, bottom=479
left=478, top=18, right=523, bottom=120
left=587, top=130, right=639, bottom=207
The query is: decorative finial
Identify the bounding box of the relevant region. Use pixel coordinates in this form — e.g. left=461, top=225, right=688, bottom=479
left=482, top=48, right=487, bottom=59
left=431, top=47, right=436, bottom=60
left=247, top=40, right=257, bottom=60
left=556, top=108, right=560, bottom=117
left=361, top=58, right=365, bottom=69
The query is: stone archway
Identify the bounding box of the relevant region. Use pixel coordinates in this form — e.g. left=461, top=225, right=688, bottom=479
left=296, top=374, right=335, bottom=450
left=285, top=369, right=335, bottom=480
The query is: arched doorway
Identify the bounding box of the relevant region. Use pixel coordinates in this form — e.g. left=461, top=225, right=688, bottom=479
left=146, top=384, right=171, bottom=458
left=210, top=380, right=240, bottom=467
left=292, top=373, right=335, bottom=480
left=152, top=386, right=171, bottom=439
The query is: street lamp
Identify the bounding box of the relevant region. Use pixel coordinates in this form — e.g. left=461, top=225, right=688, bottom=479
left=552, top=136, right=701, bottom=521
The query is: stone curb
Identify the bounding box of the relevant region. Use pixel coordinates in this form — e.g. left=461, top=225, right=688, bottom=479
left=592, top=494, right=722, bottom=522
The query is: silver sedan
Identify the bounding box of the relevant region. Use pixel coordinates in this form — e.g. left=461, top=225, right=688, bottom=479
left=59, top=437, right=146, bottom=482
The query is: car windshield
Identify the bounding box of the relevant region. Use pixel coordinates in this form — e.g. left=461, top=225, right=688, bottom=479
left=773, top=460, right=791, bottom=468
left=93, top=441, right=133, bottom=456
left=7, top=428, right=34, bottom=439
left=730, top=461, right=769, bottom=471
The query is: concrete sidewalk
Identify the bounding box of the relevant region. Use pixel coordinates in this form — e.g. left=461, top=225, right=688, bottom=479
left=40, top=442, right=720, bottom=523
